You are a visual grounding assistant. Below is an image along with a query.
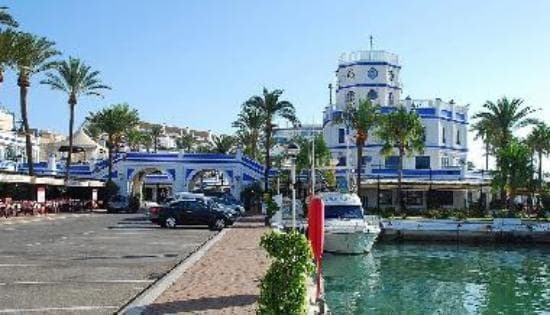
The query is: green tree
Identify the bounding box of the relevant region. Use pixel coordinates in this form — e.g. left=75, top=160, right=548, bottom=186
left=0, top=7, right=18, bottom=29
left=377, top=106, right=425, bottom=212
left=232, top=105, right=263, bottom=159
left=295, top=134, right=330, bottom=171
left=493, top=140, right=533, bottom=202
left=11, top=32, right=59, bottom=175
left=243, top=88, right=299, bottom=191
left=126, top=128, right=145, bottom=152
left=211, top=134, right=236, bottom=154
left=86, top=104, right=140, bottom=182
left=470, top=117, right=493, bottom=171
left=0, top=29, right=17, bottom=93
left=149, top=124, right=163, bottom=153
left=526, top=123, right=550, bottom=192
left=472, top=97, right=538, bottom=201
left=334, top=99, right=380, bottom=195
left=41, top=57, right=110, bottom=180
left=176, top=132, right=196, bottom=152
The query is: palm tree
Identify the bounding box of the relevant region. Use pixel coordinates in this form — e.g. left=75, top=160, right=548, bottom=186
left=86, top=104, right=140, bottom=182
left=232, top=105, right=263, bottom=159
left=126, top=128, right=145, bottom=152
left=526, top=123, right=550, bottom=192
left=470, top=118, right=493, bottom=171
left=377, top=106, right=425, bottom=213
left=41, top=57, right=110, bottom=180
left=149, top=124, right=163, bottom=152
left=472, top=97, right=538, bottom=160
left=212, top=134, right=236, bottom=154
left=0, top=29, right=17, bottom=93
left=176, top=132, right=196, bottom=152
left=0, top=7, right=18, bottom=29
left=334, top=98, right=380, bottom=195
left=244, top=88, right=299, bottom=191
left=11, top=32, right=59, bottom=175
left=494, top=140, right=533, bottom=203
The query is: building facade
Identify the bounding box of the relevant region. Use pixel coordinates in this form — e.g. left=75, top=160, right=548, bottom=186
left=322, top=49, right=483, bottom=210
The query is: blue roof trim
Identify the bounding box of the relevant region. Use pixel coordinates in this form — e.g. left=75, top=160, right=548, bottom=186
left=337, top=61, right=401, bottom=70
left=329, top=144, right=468, bottom=152
left=337, top=83, right=401, bottom=92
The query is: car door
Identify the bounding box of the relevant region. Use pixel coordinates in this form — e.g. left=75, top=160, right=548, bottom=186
left=190, top=199, right=211, bottom=225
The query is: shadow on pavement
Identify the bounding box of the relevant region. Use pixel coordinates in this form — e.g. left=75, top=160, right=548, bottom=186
left=142, top=294, right=257, bottom=314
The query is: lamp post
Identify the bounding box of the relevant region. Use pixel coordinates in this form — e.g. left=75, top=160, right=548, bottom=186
left=286, top=142, right=300, bottom=229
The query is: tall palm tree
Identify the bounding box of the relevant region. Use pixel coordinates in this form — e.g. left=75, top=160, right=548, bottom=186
left=86, top=103, right=140, bottom=182
left=244, top=88, right=299, bottom=191
left=472, top=97, right=538, bottom=161
left=470, top=118, right=493, bottom=171
left=334, top=98, right=380, bottom=195
left=0, top=29, right=17, bottom=93
left=11, top=31, right=59, bottom=175
left=0, top=7, right=18, bottom=29
left=212, top=134, right=236, bottom=154
left=377, top=106, right=425, bottom=213
left=150, top=124, right=162, bottom=152
left=176, top=132, right=196, bottom=152
left=41, top=57, right=110, bottom=180
left=232, top=105, right=263, bottom=160
left=526, top=123, right=550, bottom=192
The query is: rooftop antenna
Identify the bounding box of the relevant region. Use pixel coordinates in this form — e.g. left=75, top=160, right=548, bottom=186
left=328, top=83, right=333, bottom=105
left=369, top=35, right=373, bottom=51
left=369, top=35, right=374, bottom=60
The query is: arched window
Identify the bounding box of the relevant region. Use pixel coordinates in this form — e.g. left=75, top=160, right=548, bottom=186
left=456, top=130, right=461, bottom=145
left=345, top=91, right=356, bottom=104
left=388, top=92, right=394, bottom=105
left=367, top=89, right=378, bottom=100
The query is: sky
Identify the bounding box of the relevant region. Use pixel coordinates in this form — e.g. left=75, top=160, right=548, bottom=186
left=1, top=0, right=549, bottom=168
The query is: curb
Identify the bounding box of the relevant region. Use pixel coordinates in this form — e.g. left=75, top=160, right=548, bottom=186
left=117, top=228, right=228, bottom=315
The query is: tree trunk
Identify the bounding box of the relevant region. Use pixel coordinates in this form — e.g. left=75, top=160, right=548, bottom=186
left=539, top=150, right=543, bottom=192
left=18, top=72, right=33, bottom=176
left=397, top=147, right=404, bottom=214
left=264, top=125, right=272, bottom=192
left=65, top=98, right=76, bottom=182
left=356, top=138, right=363, bottom=197
left=485, top=141, right=489, bottom=171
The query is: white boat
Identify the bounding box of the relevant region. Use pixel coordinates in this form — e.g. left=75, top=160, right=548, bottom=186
left=319, top=192, right=380, bottom=254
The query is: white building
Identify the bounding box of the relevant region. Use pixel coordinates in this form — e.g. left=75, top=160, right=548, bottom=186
left=0, top=106, right=41, bottom=169
left=322, top=49, right=484, bottom=210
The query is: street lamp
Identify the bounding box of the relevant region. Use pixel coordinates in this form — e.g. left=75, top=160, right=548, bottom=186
left=286, top=142, right=300, bottom=230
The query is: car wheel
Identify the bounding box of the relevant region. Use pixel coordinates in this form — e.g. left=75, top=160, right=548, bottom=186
left=165, top=216, right=177, bottom=229
left=211, top=218, right=226, bottom=231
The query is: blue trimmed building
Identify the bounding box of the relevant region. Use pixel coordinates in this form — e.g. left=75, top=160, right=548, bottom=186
left=323, top=49, right=485, bottom=210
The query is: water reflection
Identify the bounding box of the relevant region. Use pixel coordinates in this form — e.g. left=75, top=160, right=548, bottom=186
left=323, top=243, right=550, bottom=315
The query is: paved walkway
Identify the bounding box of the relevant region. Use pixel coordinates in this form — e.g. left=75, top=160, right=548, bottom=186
left=144, top=218, right=270, bottom=314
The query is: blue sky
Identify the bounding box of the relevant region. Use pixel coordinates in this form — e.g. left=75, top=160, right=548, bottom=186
left=2, top=0, right=549, bottom=167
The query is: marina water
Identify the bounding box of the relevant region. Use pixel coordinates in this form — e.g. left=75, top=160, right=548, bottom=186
left=324, top=243, right=550, bottom=314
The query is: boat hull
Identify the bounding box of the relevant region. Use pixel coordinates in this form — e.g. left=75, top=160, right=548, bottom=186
left=324, top=231, right=379, bottom=254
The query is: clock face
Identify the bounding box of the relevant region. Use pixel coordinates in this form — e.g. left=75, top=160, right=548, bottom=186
left=346, top=69, right=355, bottom=79
left=367, top=67, right=378, bottom=80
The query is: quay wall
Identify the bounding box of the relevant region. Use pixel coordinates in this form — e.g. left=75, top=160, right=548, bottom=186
left=380, top=219, right=550, bottom=243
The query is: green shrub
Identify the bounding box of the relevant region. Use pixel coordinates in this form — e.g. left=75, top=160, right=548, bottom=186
left=258, top=231, right=315, bottom=315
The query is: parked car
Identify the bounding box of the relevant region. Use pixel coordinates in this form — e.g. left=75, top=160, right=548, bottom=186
left=214, top=196, right=245, bottom=215
left=149, top=198, right=177, bottom=223
left=157, top=198, right=234, bottom=230
left=107, top=195, right=130, bottom=213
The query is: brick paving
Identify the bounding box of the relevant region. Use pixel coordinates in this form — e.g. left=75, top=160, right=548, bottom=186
left=144, top=218, right=270, bottom=315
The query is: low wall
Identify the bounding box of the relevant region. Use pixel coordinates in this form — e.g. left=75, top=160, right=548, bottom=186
left=380, top=218, right=550, bottom=243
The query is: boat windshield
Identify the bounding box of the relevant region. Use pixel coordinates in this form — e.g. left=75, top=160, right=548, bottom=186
left=324, top=205, right=363, bottom=219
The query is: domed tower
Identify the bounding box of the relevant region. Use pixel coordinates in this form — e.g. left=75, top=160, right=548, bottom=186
left=335, top=49, right=401, bottom=109
left=322, top=47, right=403, bottom=189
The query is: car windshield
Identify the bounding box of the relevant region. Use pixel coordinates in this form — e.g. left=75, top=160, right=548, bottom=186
left=324, top=205, right=363, bottom=219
